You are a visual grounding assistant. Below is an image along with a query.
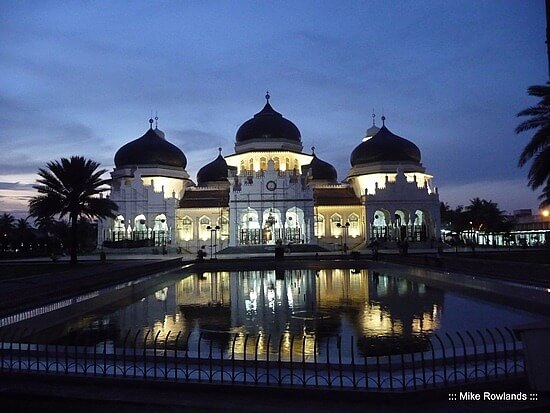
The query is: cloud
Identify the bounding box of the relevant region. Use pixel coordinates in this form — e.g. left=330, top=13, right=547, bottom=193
left=0, top=182, right=34, bottom=190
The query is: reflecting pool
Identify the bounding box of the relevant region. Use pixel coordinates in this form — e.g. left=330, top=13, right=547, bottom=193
left=4, top=267, right=548, bottom=357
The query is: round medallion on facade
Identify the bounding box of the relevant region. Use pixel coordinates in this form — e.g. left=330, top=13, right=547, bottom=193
left=266, top=180, right=277, bottom=191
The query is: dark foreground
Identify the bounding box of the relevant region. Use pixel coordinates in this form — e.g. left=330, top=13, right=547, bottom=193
left=1, top=373, right=548, bottom=413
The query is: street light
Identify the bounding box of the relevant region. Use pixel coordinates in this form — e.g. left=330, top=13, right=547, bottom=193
left=206, top=225, right=220, bottom=259
left=336, top=221, right=350, bottom=254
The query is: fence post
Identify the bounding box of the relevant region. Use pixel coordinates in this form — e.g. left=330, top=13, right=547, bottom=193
left=266, top=334, right=271, bottom=386
left=434, top=334, right=447, bottom=385
left=174, top=331, right=181, bottom=381
left=476, top=330, right=488, bottom=379
left=122, top=330, right=130, bottom=378
left=445, top=332, right=458, bottom=384
left=351, top=336, right=356, bottom=389
left=143, top=330, right=151, bottom=379
left=133, top=330, right=141, bottom=378
left=495, top=328, right=507, bottom=378
left=164, top=331, right=171, bottom=379
left=486, top=329, right=498, bottom=379
left=466, top=330, right=478, bottom=381
left=456, top=331, right=468, bottom=383
left=255, top=334, right=261, bottom=385
left=504, top=327, right=518, bottom=376
left=154, top=330, right=161, bottom=379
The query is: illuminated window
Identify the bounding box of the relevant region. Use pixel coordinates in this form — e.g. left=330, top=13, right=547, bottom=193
left=248, top=158, right=254, bottom=171
left=260, top=157, right=267, bottom=171
left=182, top=216, right=193, bottom=241
left=314, top=214, right=325, bottom=238
left=331, top=214, right=342, bottom=237
left=199, top=216, right=211, bottom=241
left=218, top=215, right=229, bottom=239
left=240, top=160, right=246, bottom=173
left=348, top=214, right=360, bottom=237
left=273, top=157, right=280, bottom=170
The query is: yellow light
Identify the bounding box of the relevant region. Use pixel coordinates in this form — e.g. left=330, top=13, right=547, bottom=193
left=542, top=210, right=549, bottom=218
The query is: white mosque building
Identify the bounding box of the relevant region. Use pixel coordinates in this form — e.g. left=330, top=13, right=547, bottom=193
left=98, top=94, right=440, bottom=254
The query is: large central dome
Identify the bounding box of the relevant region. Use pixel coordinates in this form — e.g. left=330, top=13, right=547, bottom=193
left=350, top=124, right=421, bottom=166
left=236, top=94, right=301, bottom=144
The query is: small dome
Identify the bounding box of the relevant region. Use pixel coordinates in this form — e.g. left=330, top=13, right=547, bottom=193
left=115, top=126, right=187, bottom=169
left=154, top=127, right=165, bottom=139
left=308, top=153, right=338, bottom=182
left=350, top=125, right=421, bottom=166
left=197, top=151, right=228, bottom=186
left=236, top=99, right=301, bottom=144
left=363, top=125, right=380, bottom=141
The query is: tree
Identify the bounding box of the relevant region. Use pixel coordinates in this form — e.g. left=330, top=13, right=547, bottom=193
left=0, top=212, right=15, bottom=251
left=14, top=217, right=33, bottom=252
left=29, top=156, right=118, bottom=265
left=516, top=83, right=550, bottom=208
left=465, top=198, right=510, bottom=245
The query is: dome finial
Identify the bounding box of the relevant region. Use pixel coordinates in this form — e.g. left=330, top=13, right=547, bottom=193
left=218, top=147, right=222, bottom=155
left=155, top=112, right=159, bottom=129
left=311, top=146, right=316, bottom=155
left=148, top=117, right=154, bottom=129
left=381, top=115, right=386, bottom=126
left=265, top=90, right=270, bottom=102
left=372, top=109, right=376, bottom=126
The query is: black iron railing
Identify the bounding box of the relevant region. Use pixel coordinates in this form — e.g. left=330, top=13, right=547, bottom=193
left=0, top=327, right=524, bottom=391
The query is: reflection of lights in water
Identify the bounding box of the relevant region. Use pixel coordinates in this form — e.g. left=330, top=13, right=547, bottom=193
left=267, top=286, right=275, bottom=311
left=360, top=303, right=403, bottom=336
left=245, top=289, right=257, bottom=312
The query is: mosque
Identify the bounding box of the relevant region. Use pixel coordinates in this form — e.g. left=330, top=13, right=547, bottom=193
left=98, top=93, right=440, bottom=254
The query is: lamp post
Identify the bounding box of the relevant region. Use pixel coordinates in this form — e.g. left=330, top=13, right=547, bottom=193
left=336, top=221, right=350, bottom=254
left=206, top=225, right=220, bottom=259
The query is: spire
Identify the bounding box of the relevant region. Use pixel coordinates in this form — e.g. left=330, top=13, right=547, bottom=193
left=381, top=115, right=386, bottom=127
left=311, top=145, right=316, bottom=155
left=218, top=147, right=222, bottom=156
left=372, top=109, right=376, bottom=126
left=265, top=90, right=270, bottom=103
left=148, top=117, right=154, bottom=129
left=155, top=112, right=159, bottom=129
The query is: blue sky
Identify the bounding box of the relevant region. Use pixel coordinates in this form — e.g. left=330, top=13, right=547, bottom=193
left=0, top=0, right=547, bottom=217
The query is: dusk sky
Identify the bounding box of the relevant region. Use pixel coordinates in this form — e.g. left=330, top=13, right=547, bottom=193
left=0, top=0, right=547, bottom=218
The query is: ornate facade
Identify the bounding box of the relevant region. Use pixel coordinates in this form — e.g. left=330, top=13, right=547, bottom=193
left=98, top=96, right=440, bottom=254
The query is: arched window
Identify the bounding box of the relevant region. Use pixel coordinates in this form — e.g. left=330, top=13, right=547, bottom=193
left=134, top=214, right=147, bottom=240
left=285, top=158, right=290, bottom=171
left=331, top=214, right=342, bottom=237
left=181, top=216, right=193, bottom=241
left=113, top=215, right=125, bottom=241
left=348, top=214, right=360, bottom=238
left=273, top=157, right=280, bottom=170
left=240, top=160, right=246, bottom=173
left=314, top=214, right=325, bottom=238
left=199, top=216, right=211, bottom=241
left=260, top=157, right=267, bottom=171
left=218, top=215, right=229, bottom=239
left=248, top=158, right=254, bottom=172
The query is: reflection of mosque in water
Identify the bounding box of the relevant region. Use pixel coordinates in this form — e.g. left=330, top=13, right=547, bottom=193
left=113, top=269, right=444, bottom=356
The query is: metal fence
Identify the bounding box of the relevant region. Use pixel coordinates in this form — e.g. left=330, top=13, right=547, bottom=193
left=0, top=327, right=524, bottom=391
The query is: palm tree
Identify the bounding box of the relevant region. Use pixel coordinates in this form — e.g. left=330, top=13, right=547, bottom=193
left=516, top=83, right=550, bottom=208
left=0, top=212, right=15, bottom=251
left=29, top=156, right=118, bottom=265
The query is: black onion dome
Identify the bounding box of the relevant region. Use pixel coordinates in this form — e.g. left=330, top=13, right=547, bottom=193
left=197, top=152, right=228, bottom=185
left=236, top=102, right=301, bottom=143
left=309, top=154, right=337, bottom=182
left=114, top=127, right=187, bottom=169
left=350, top=125, right=421, bottom=166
